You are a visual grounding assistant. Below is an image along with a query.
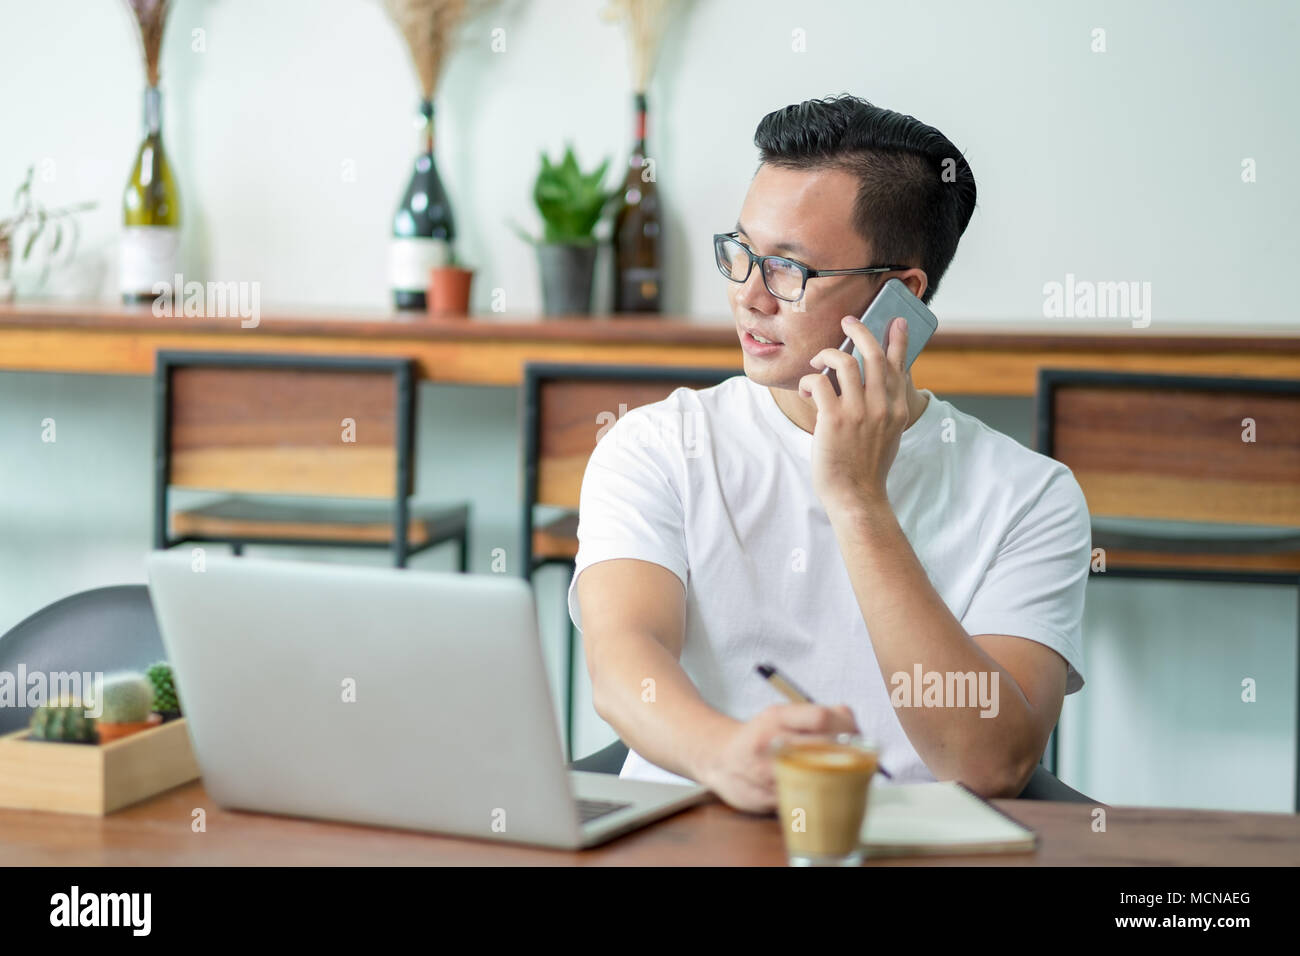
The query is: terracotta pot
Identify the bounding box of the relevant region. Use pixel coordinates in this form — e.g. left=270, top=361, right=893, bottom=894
left=97, top=712, right=163, bottom=744
left=427, top=266, right=474, bottom=318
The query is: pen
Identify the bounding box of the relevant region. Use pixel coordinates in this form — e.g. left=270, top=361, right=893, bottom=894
left=755, top=662, right=893, bottom=779
left=755, top=662, right=814, bottom=703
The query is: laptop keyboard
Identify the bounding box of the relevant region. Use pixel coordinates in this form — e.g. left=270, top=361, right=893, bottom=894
left=576, top=798, right=632, bottom=824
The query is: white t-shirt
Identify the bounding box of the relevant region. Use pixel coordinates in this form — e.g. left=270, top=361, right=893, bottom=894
left=566, top=374, right=1091, bottom=786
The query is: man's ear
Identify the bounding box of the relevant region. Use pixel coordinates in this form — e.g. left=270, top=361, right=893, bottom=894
left=897, top=268, right=928, bottom=302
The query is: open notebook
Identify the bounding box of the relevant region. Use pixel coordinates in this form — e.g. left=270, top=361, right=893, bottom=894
left=860, top=780, right=1037, bottom=857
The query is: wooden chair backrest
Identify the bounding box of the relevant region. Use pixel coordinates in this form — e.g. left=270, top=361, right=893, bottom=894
left=157, top=352, right=413, bottom=499
left=525, top=363, right=736, bottom=510
left=1037, top=369, right=1300, bottom=528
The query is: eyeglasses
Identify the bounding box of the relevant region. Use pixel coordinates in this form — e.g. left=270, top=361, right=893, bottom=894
left=713, top=232, right=909, bottom=303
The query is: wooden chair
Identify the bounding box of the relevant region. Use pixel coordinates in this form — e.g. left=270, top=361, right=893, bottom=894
left=521, top=362, right=736, bottom=758
left=154, top=351, right=469, bottom=570
left=1036, top=368, right=1300, bottom=807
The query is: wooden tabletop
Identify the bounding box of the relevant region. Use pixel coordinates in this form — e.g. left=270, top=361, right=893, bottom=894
left=1, top=781, right=1296, bottom=865
left=3, top=302, right=1298, bottom=393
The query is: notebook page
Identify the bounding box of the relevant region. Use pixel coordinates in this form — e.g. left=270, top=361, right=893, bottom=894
left=860, top=780, right=1035, bottom=851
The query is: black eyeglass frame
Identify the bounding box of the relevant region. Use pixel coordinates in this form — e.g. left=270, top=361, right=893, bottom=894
left=713, top=231, right=911, bottom=303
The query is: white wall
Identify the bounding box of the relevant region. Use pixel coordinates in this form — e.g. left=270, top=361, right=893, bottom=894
left=3, top=0, right=1297, bottom=323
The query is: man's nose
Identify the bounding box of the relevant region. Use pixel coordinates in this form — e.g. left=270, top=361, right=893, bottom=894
left=735, top=267, right=778, bottom=313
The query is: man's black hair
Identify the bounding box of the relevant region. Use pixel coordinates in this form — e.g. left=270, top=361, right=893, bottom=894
left=754, top=94, right=976, bottom=304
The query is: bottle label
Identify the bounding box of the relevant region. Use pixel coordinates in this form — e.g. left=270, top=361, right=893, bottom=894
left=389, top=237, right=451, bottom=292
left=120, top=226, right=180, bottom=296
left=619, top=267, right=661, bottom=310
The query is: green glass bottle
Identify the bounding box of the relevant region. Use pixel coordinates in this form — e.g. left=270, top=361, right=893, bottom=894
left=390, top=99, right=455, bottom=310
left=121, top=85, right=180, bottom=304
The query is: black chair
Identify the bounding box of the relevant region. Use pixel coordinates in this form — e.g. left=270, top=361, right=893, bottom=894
left=571, top=739, right=1096, bottom=803
left=0, top=585, right=166, bottom=735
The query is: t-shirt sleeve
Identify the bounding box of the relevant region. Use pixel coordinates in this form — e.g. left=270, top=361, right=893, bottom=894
left=960, top=465, right=1093, bottom=694
left=566, top=409, right=689, bottom=632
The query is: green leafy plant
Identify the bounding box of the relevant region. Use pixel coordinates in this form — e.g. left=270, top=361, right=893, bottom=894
left=519, top=145, right=614, bottom=246
left=100, top=673, right=154, bottom=724
left=29, top=701, right=97, bottom=743
left=146, top=661, right=180, bottom=716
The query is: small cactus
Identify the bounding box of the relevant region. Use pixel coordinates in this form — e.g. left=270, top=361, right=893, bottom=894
left=29, top=699, right=97, bottom=743
left=99, top=673, right=154, bottom=724
left=146, top=661, right=180, bottom=716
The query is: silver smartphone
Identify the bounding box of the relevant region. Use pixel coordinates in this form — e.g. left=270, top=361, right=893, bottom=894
left=822, top=278, right=939, bottom=395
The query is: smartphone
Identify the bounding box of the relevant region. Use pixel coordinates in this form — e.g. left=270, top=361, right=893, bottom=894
left=822, top=278, right=939, bottom=396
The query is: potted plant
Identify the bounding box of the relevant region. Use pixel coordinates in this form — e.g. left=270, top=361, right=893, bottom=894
left=7, top=682, right=201, bottom=816
left=519, top=146, right=614, bottom=316
left=96, top=673, right=162, bottom=743
left=0, top=166, right=96, bottom=301
left=27, top=698, right=98, bottom=744
left=427, top=248, right=474, bottom=317
left=146, top=661, right=182, bottom=721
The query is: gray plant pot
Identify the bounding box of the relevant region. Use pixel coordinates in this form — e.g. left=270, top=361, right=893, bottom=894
left=536, top=242, right=597, bottom=316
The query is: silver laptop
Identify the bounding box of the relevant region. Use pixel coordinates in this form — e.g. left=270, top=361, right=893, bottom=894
left=145, top=551, right=709, bottom=849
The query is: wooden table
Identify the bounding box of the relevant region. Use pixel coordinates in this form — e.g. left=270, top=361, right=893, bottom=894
left=1, top=781, right=1296, bottom=865
left=3, top=303, right=1298, bottom=395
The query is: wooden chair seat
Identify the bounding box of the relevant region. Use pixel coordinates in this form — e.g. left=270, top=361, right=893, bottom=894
left=1091, top=516, right=1300, bottom=573
left=171, top=496, right=469, bottom=548
left=531, top=512, right=579, bottom=563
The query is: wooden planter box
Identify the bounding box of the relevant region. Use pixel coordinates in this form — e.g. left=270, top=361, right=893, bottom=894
left=0, top=717, right=200, bottom=815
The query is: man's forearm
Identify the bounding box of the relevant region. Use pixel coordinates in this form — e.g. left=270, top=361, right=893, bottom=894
left=827, top=500, right=1040, bottom=794
left=586, top=631, right=738, bottom=782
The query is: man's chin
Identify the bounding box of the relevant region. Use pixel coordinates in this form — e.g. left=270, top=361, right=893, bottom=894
left=741, top=357, right=801, bottom=391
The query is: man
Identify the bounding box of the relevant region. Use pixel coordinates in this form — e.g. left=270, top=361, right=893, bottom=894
left=568, top=95, right=1092, bottom=812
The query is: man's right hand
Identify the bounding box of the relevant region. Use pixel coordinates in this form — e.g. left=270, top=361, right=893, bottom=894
left=697, top=703, right=861, bottom=813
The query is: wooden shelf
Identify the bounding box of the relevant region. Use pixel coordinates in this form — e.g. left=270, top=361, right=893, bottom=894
left=2, top=301, right=1297, bottom=394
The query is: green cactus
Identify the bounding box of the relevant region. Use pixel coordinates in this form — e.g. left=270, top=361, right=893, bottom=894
left=29, top=702, right=97, bottom=743
left=99, top=673, right=154, bottom=723
left=146, top=661, right=180, bottom=716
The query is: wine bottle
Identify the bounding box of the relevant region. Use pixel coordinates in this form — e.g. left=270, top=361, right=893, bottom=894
left=390, top=100, right=454, bottom=310
left=613, top=92, right=662, bottom=313
left=121, top=86, right=180, bottom=304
